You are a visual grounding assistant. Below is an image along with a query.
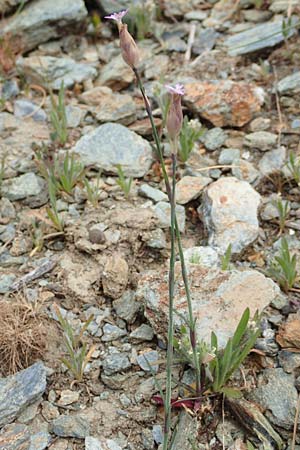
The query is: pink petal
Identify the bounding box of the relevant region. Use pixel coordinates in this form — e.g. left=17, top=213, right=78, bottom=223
left=104, top=9, right=128, bottom=23
left=165, top=84, right=185, bottom=96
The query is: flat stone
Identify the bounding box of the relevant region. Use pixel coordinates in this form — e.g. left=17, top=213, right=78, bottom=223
left=85, top=436, right=102, bottom=450
left=270, top=0, right=299, bottom=13
left=130, top=324, right=154, bottom=341
left=231, top=158, right=260, bottom=184
left=96, top=54, right=134, bottom=90
left=1, top=173, right=45, bottom=201
left=101, top=324, right=127, bottom=342
left=224, top=18, right=298, bottom=56
left=139, top=184, right=168, bottom=203
left=249, top=117, right=271, bottom=132
left=57, top=390, right=80, bottom=406
left=129, top=117, right=163, bottom=137
left=153, top=202, right=186, bottom=232
left=1, top=0, right=88, bottom=53
left=277, top=71, right=300, bottom=95
left=276, top=313, right=300, bottom=349
left=102, top=351, right=131, bottom=375
left=102, top=255, right=128, bottom=299
left=30, top=431, right=51, bottom=450
left=244, top=131, right=277, bottom=151
left=0, top=362, right=46, bottom=427
left=137, top=266, right=279, bottom=348
left=143, top=229, right=167, bottom=249
left=1, top=80, right=20, bottom=100
left=184, top=10, right=208, bottom=21
left=14, top=99, right=47, bottom=122
left=176, top=175, right=211, bottom=205
left=137, top=350, right=159, bottom=373
left=17, top=56, right=97, bottom=90
left=52, top=415, right=90, bottom=438
left=249, top=368, right=299, bottom=430
left=73, top=123, right=153, bottom=178
left=0, top=274, right=16, bottom=294
left=0, top=198, right=16, bottom=219
left=80, top=87, right=136, bottom=126
left=0, top=423, right=30, bottom=450
left=65, top=105, right=85, bottom=128
left=113, top=290, right=141, bottom=324
left=278, top=350, right=300, bottom=374
left=202, top=127, right=227, bottom=151
left=218, top=148, right=240, bottom=165
left=199, top=177, right=260, bottom=254
left=170, top=413, right=198, bottom=450
left=259, top=147, right=286, bottom=176
left=184, top=80, right=264, bottom=127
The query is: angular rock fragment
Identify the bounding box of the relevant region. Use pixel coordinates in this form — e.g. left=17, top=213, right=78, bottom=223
left=184, top=81, right=264, bottom=127
left=0, top=362, right=46, bottom=427
left=73, top=123, right=153, bottom=178
left=199, top=177, right=261, bottom=254
left=137, top=265, right=280, bottom=349
left=1, top=0, right=88, bottom=53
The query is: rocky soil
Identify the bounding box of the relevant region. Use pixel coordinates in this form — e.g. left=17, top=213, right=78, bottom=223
left=0, top=0, right=300, bottom=449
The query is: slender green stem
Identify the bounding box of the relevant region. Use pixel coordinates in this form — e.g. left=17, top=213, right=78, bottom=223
left=133, top=67, right=202, bottom=444
left=163, top=152, right=177, bottom=450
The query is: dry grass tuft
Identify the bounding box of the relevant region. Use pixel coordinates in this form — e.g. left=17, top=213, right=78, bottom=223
left=0, top=297, right=47, bottom=376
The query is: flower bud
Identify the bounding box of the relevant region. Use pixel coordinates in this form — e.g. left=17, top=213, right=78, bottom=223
left=165, top=84, right=184, bottom=144
left=118, top=22, right=139, bottom=69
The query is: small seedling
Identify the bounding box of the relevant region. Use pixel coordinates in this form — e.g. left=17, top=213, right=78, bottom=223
left=50, top=81, right=68, bottom=146
left=46, top=179, right=64, bottom=232
left=116, top=164, right=133, bottom=199
left=189, top=253, right=201, bottom=264
left=209, top=308, right=260, bottom=393
left=268, top=237, right=298, bottom=292
left=55, top=152, right=84, bottom=195
left=285, top=152, right=300, bottom=185
left=221, top=244, right=232, bottom=271
left=127, top=1, right=157, bottom=40
left=0, top=153, right=6, bottom=192
left=273, top=198, right=290, bottom=235
left=84, top=171, right=102, bottom=207
left=54, top=305, right=96, bottom=382
left=178, top=117, right=205, bottom=163
left=152, top=83, right=171, bottom=128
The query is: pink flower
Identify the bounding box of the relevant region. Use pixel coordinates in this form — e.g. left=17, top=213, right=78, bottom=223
left=165, top=84, right=184, bottom=146
left=104, top=9, right=139, bottom=70
left=104, top=9, right=128, bottom=23
left=165, top=84, right=185, bottom=96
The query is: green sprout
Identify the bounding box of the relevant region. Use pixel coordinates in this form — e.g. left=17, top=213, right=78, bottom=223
left=0, top=153, right=7, bottom=193
left=54, top=304, right=96, bottom=383
left=46, top=179, right=64, bottom=232
left=127, top=1, right=158, bottom=40
left=285, top=152, right=300, bottom=185
left=116, top=164, right=133, bottom=199
left=273, top=198, right=290, bottom=235
left=268, top=237, right=298, bottom=293
left=209, top=308, right=260, bottom=393
left=50, top=81, right=68, bottom=146
left=178, top=117, right=205, bottom=163
left=55, top=152, right=84, bottom=195
left=221, top=244, right=232, bottom=271
left=84, top=171, right=102, bottom=207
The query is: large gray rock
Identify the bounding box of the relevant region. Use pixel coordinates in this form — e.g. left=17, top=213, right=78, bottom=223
left=137, top=266, right=280, bottom=349
left=16, top=56, right=97, bottom=90
left=1, top=172, right=45, bottom=201
left=224, top=18, right=298, bottom=56
left=199, top=177, right=261, bottom=254
left=1, top=0, right=87, bottom=53
left=277, top=71, right=300, bottom=95
left=249, top=368, right=299, bottom=430
left=0, top=362, right=46, bottom=427
left=51, top=415, right=90, bottom=438
left=73, top=123, right=153, bottom=178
